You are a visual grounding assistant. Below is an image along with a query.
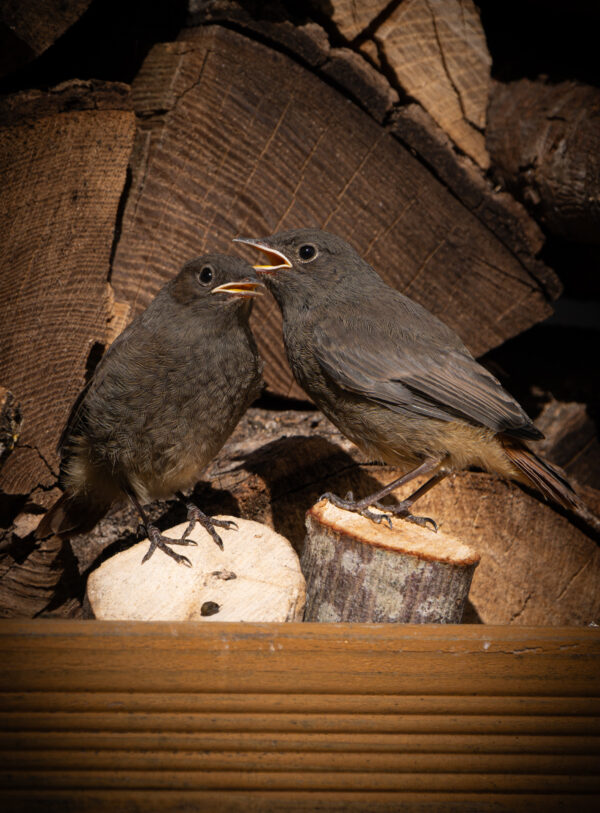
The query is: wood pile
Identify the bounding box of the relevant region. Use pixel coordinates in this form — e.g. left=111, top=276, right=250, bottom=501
left=0, top=0, right=598, bottom=624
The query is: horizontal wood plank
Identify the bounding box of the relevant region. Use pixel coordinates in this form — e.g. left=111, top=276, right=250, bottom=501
left=0, top=790, right=597, bottom=813
left=0, top=622, right=598, bottom=810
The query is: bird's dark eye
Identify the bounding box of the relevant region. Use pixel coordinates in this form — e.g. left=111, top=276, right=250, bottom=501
left=299, top=244, right=316, bottom=261
left=197, top=266, right=213, bottom=285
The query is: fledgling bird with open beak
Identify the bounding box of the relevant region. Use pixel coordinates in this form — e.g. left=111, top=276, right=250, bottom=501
left=234, top=228, right=588, bottom=530
left=36, top=255, right=264, bottom=566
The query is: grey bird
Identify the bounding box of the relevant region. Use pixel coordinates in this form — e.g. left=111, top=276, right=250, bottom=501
left=234, top=228, right=584, bottom=529
left=36, top=255, right=264, bottom=566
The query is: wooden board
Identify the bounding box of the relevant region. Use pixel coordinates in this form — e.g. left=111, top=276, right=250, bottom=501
left=0, top=621, right=598, bottom=810
left=111, top=25, right=555, bottom=399
left=0, top=81, right=135, bottom=498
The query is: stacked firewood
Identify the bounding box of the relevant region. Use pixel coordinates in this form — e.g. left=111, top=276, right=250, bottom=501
left=1, top=0, right=598, bottom=623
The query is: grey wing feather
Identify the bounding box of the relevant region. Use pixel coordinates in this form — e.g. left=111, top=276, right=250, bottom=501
left=313, top=322, right=542, bottom=440
left=58, top=320, right=141, bottom=453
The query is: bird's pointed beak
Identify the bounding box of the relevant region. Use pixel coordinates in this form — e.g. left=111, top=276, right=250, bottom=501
left=211, top=279, right=265, bottom=299
left=233, top=237, right=292, bottom=275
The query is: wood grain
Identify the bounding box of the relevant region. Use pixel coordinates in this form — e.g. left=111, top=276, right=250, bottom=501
left=487, top=78, right=600, bottom=244
left=0, top=621, right=598, bottom=810
left=87, top=517, right=305, bottom=622
left=375, top=0, right=491, bottom=168
left=111, top=25, right=554, bottom=398
left=0, top=81, right=135, bottom=497
left=309, top=0, right=390, bottom=42
left=410, top=471, right=600, bottom=625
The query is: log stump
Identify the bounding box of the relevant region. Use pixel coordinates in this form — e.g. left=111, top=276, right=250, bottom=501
left=86, top=517, right=305, bottom=622
left=302, top=499, right=480, bottom=623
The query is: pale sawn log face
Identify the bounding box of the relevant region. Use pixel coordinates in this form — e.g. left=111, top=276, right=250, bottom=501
left=86, top=517, right=305, bottom=623
left=111, top=25, right=553, bottom=399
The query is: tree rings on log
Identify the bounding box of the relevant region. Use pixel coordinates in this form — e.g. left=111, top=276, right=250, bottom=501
left=86, top=517, right=305, bottom=622
left=0, top=80, right=135, bottom=498
left=302, top=499, right=480, bottom=623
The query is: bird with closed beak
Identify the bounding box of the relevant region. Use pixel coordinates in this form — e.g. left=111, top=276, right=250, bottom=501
left=36, top=255, right=264, bottom=566
left=234, top=228, right=586, bottom=530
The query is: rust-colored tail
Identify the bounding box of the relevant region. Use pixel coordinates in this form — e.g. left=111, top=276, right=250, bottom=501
left=503, top=440, right=581, bottom=511
left=36, top=492, right=110, bottom=540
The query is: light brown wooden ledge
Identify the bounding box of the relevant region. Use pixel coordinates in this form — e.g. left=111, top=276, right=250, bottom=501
left=0, top=621, right=599, bottom=812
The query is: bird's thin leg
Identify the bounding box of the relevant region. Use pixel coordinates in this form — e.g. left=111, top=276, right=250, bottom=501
left=370, top=468, right=450, bottom=530
left=176, top=491, right=237, bottom=551
left=128, top=492, right=195, bottom=567
left=321, top=457, right=443, bottom=531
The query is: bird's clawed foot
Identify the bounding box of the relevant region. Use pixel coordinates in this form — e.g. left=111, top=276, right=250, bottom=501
left=320, top=491, right=393, bottom=529
left=371, top=499, right=438, bottom=531
left=320, top=491, right=438, bottom=532
left=182, top=504, right=237, bottom=551
left=142, top=524, right=195, bottom=567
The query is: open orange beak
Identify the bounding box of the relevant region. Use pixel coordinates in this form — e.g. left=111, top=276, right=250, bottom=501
left=233, top=237, right=292, bottom=275
left=211, top=280, right=265, bottom=299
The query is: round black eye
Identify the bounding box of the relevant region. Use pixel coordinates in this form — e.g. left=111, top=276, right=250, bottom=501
left=299, top=244, right=316, bottom=261
left=197, top=266, right=213, bottom=285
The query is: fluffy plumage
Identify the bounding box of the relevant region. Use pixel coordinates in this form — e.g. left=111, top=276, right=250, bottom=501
left=37, top=255, right=264, bottom=564
left=235, top=228, right=582, bottom=524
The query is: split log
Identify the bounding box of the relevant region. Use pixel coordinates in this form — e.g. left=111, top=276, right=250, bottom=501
left=390, top=103, right=559, bottom=296
left=309, top=0, right=390, bottom=42
left=111, top=25, right=557, bottom=399
left=413, top=472, right=600, bottom=625
left=536, top=399, right=600, bottom=492
left=302, top=499, right=479, bottom=622
left=186, top=9, right=398, bottom=124
left=0, top=80, right=135, bottom=501
left=0, top=531, right=79, bottom=618
left=86, top=518, right=305, bottom=622
left=187, top=1, right=331, bottom=68
left=487, top=78, right=600, bottom=244
left=371, top=0, right=491, bottom=168
left=188, top=3, right=553, bottom=293
left=0, top=0, right=92, bottom=78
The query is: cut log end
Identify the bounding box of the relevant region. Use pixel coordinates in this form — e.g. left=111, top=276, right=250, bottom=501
left=86, top=517, right=305, bottom=623
left=302, top=499, right=480, bottom=624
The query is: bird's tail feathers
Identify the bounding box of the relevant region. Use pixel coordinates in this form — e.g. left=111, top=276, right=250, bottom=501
left=503, top=440, right=582, bottom=512
left=36, top=492, right=110, bottom=539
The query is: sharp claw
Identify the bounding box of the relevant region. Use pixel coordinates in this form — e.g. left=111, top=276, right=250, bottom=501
left=212, top=518, right=237, bottom=531
left=142, top=525, right=196, bottom=565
